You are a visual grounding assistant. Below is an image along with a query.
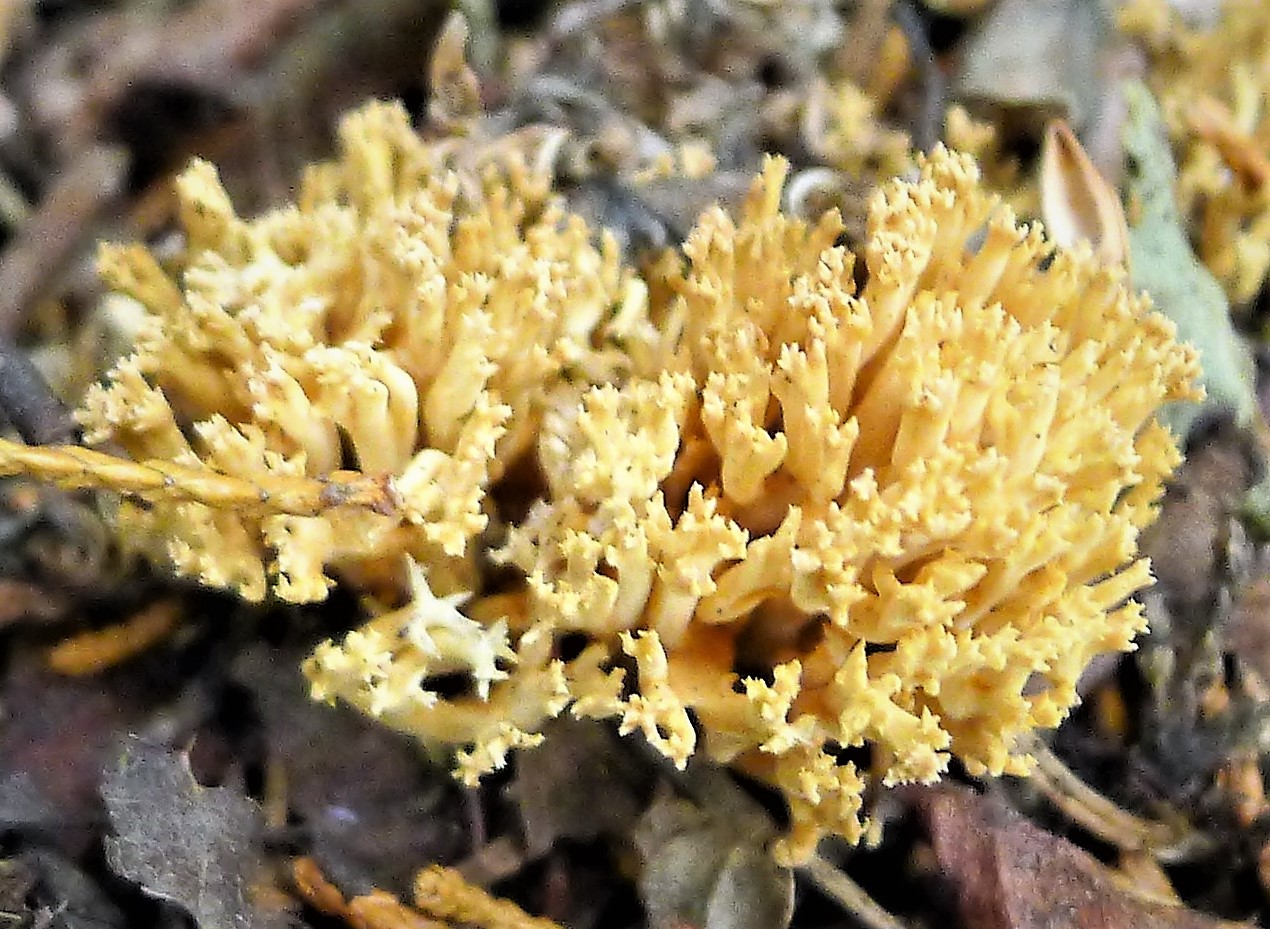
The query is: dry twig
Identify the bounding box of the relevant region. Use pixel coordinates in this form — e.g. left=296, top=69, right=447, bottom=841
left=1022, top=735, right=1216, bottom=863
left=799, top=854, right=910, bottom=929
left=0, top=145, right=128, bottom=338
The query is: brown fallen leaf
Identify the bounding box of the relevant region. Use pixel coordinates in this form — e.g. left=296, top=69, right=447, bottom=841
left=916, top=784, right=1244, bottom=929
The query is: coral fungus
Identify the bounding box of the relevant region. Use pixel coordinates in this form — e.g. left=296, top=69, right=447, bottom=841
left=306, top=146, right=1199, bottom=861
left=0, top=94, right=1198, bottom=861
left=69, top=101, right=650, bottom=603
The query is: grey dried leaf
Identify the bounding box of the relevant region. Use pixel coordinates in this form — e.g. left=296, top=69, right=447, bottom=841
left=101, top=739, right=284, bottom=929
left=633, top=779, right=793, bottom=929
left=508, top=717, right=648, bottom=858
left=955, top=0, right=1107, bottom=131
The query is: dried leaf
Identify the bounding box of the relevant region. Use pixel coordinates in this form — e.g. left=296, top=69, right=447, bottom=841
left=955, top=0, right=1106, bottom=129
left=428, top=11, right=483, bottom=130
left=632, top=777, right=793, bottom=929
left=1123, top=80, right=1257, bottom=439
left=918, top=784, right=1239, bottom=929
left=101, top=739, right=284, bottom=929
left=1041, top=120, right=1129, bottom=265
left=507, top=717, right=648, bottom=858
left=0, top=663, right=147, bottom=828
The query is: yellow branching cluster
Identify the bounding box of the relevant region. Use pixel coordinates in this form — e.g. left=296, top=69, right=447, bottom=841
left=805, top=79, right=913, bottom=180
left=71, top=101, right=650, bottom=603
left=1121, top=0, right=1270, bottom=306
left=943, top=104, right=1035, bottom=217
left=305, top=144, right=1197, bottom=862
left=0, top=99, right=1198, bottom=861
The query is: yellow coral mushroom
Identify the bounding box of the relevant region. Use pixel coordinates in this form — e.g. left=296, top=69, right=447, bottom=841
left=68, top=100, right=650, bottom=602
left=0, top=120, right=1198, bottom=861
left=306, top=147, right=1199, bottom=863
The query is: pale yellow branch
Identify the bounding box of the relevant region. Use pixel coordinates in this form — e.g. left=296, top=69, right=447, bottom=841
left=0, top=438, right=398, bottom=518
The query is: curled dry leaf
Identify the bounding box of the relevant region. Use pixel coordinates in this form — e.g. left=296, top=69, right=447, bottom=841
left=632, top=780, right=794, bottom=929
left=428, top=12, right=483, bottom=132
left=1041, top=120, right=1130, bottom=265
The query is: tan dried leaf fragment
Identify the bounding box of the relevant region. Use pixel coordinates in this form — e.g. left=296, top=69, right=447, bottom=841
left=1041, top=120, right=1130, bottom=266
